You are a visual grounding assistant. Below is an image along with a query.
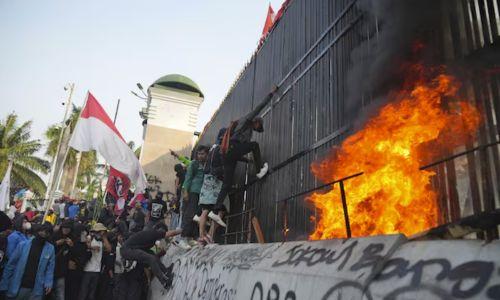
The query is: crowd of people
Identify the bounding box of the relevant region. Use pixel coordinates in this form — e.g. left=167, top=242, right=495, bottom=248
left=0, top=87, right=276, bottom=300
left=0, top=194, right=177, bottom=300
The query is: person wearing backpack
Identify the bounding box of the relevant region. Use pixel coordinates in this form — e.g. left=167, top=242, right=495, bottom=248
left=178, top=145, right=209, bottom=250
left=195, top=128, right=228, bottom=244
left=212, top=86, right=278, bottom=218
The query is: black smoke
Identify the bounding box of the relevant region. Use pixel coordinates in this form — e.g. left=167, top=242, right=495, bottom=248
left=345, top=0, right=445, bottom=120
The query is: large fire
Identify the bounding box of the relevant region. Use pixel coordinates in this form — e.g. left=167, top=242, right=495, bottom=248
left=309, top=64, right=481, bottom=240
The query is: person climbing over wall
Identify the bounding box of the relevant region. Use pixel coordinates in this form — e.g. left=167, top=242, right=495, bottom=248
left=119, top=222, right=177, bottom=290
left=196, top=128, right=228, bottom=243
left=210, top=85, right=279, bottom=226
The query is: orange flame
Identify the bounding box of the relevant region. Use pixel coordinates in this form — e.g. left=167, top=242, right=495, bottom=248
left=309, top=64, right=481, bottom=240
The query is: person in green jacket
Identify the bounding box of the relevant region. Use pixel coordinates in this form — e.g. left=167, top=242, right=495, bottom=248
left=169, top=149, right=191, bottom=166
left=177, top=145, right=209, bottom=250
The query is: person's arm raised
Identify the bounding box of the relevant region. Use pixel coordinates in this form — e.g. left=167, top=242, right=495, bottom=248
left=244, top=85, right=278, bottom=121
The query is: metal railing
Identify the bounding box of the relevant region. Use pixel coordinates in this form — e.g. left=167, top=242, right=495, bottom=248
left=271, top=140, right=500, bottom=240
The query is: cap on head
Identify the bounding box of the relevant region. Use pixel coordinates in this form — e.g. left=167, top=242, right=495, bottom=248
left=91, top=223, right=107, bottom=232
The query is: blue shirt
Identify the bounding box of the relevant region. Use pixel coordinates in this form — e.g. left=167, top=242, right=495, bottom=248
left=0, top=239, right=55, bottom=297
left=6, top=231, right=28, bottom=259
left=67, top=205, right=80, bottom=219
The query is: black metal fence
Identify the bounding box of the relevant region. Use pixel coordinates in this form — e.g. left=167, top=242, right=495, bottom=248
left=198, top=0, right=500, bottom=243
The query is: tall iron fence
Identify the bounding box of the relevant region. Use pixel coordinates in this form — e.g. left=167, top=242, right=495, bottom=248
left=198, top=0, right=500, bottom=243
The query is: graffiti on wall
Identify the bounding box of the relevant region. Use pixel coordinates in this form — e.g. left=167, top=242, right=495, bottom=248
left=153, top=238, right=500, bottom=300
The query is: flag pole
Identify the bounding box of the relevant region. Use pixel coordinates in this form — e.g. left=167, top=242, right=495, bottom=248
left=44, top=83, right=75, bottom=203
left=44, top=91, right=89, bottom=220
left=103, top=98, right=121, bottom=198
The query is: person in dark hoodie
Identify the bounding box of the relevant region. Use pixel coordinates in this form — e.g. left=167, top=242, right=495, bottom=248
left=0, top=211, right=13, bottom=299
left=119, top=222, right=176, bottom=289
left=0, top=223, right=55, bottom=300
left=65, top=223, right=90, bottom=300
left=98, top=203, right=115, bottom=228
left=51, top=220, right=73, bottom=300
left=213, top=86, right=278, bottom=216
left=6, top=215, right=30, bottom=260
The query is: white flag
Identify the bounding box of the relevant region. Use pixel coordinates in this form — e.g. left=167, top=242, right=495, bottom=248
left=0, top=161, right=13, bottom=211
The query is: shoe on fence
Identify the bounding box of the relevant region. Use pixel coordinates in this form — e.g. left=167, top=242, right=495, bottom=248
left=208, top=211, right=227, bottom=228
left=256, top=162, right=269, bottom=179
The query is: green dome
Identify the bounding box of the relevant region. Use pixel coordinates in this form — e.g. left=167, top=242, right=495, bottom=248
left=152, top=74, right=204, bottom=98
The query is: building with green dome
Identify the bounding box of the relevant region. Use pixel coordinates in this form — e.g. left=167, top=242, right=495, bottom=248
left=139, top=74, right=204, bottom=192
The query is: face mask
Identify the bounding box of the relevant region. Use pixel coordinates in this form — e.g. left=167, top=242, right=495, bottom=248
left=22, top=222, right=31, bottom=231
left=36, top=231, right=49, bottom=241
left=80, top=232, right=87, bottom=243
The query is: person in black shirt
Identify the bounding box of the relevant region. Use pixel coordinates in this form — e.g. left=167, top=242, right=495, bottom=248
left=119, top=223, right=176, bottom=289
left=65, top=223, right=91, bottom=300
left=174, top=164, right=186, bottom=203
left=0, top=211, right=12, bottom=275
left=130, top=202, right=145, bottom=233
left=145, top=192, right=167, bottom=230
left=99, top=203, right=115, bottom=228
left=51, top=220, right=73, bottom=300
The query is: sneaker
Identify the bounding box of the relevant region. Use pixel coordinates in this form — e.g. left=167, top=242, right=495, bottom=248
left=256, top=162, right=269, bottom=179
left=164, top=263, right=174, bottom=276
left=177, top=239, right=192, bottom=250
left=208, top=211, right=227, bottom=228
left=193, top=215, right=200, bottom=223
left=187, top=238, right=198, bottom=247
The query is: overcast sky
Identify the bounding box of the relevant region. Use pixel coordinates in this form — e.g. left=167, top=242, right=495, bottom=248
left=0, top=0, right=283, bottom=151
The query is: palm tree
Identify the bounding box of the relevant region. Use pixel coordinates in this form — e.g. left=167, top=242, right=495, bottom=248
left=0, top=113, right=50, bottom=196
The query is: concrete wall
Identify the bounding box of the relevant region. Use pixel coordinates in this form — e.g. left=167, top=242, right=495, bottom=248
left=140, top=86, right=203, bottom=193
left=151, top=236, right=500, bottom=299
left=141, top=125, right=193, bottom=193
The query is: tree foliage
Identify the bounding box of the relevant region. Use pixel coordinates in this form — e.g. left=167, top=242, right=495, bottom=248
left=0, top=113, right=50, bottom=196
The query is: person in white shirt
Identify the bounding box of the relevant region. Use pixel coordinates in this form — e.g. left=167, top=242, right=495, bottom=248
left=77, top=223, right=111, bottom=300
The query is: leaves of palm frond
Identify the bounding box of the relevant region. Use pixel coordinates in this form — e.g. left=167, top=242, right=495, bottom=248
left=16, top=156, right=50, bottom=174
left=11, top=164, right=47, bottom=196
left=6, top=120, right=32, bottom=146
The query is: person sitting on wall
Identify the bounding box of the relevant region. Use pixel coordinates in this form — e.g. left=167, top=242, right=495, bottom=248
left=211, top=86, right=278, bottom=223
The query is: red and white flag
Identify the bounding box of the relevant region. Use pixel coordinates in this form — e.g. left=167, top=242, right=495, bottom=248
left=69, top=92, right=147, bottom=194
left=261, top=4, right=275, bottom=37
